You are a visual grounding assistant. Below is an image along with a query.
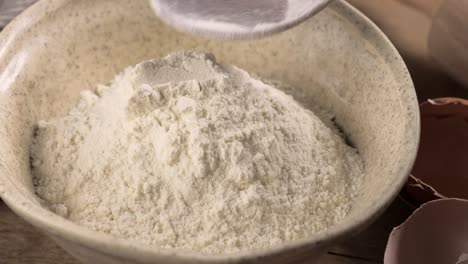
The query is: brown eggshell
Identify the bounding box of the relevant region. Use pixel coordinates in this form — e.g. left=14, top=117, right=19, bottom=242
left=384, top=199, right=468, bottom=264
left=402, top=97, right=468, bottom=206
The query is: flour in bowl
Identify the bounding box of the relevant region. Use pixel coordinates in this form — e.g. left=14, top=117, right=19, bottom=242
left=31, top=51, right=363, bottom=254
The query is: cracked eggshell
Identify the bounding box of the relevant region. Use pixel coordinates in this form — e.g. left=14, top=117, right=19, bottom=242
left=384, top=199, right=468, bottom=264
left=401, top=97, right=468, bottom=207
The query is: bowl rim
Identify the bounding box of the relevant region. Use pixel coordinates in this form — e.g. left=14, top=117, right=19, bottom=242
left=0, top=0, right=420, bottom=261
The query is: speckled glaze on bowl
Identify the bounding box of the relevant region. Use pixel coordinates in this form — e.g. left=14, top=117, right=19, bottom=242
left=0, top=0, right=419, bottom=263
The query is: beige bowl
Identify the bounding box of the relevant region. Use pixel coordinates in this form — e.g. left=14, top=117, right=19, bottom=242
left=0, top=0, right=419, bottom=263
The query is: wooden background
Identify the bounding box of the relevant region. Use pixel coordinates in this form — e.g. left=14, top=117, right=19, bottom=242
left=1, top=0, right=468, bottom=263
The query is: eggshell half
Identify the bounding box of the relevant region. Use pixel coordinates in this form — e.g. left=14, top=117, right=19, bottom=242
left=402, top=97, right=468, bottom=206
left=384, top=198, right=468, bottom=264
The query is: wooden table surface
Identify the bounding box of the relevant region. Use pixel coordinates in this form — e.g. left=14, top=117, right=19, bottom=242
left=1, top=1, right=468, bottom=263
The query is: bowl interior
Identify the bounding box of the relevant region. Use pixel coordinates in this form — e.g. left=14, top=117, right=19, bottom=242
left=0, top=0, right=419, bottom=259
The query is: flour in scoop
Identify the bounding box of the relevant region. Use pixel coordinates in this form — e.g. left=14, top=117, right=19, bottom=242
left=31, top=51, right=364, bottom=254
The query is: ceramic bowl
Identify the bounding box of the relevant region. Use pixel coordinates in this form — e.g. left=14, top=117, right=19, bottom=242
left=0, top=0, right=419, bottom=263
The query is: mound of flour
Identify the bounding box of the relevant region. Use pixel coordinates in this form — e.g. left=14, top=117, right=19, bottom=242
left=31, top=51, right=363, bottom=253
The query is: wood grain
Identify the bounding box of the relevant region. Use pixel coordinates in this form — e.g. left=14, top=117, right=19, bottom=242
left=0, top=201, right=78, bottom=264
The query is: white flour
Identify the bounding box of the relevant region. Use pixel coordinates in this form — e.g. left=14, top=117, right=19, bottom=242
left=31, top=51, right=363, bottom=254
